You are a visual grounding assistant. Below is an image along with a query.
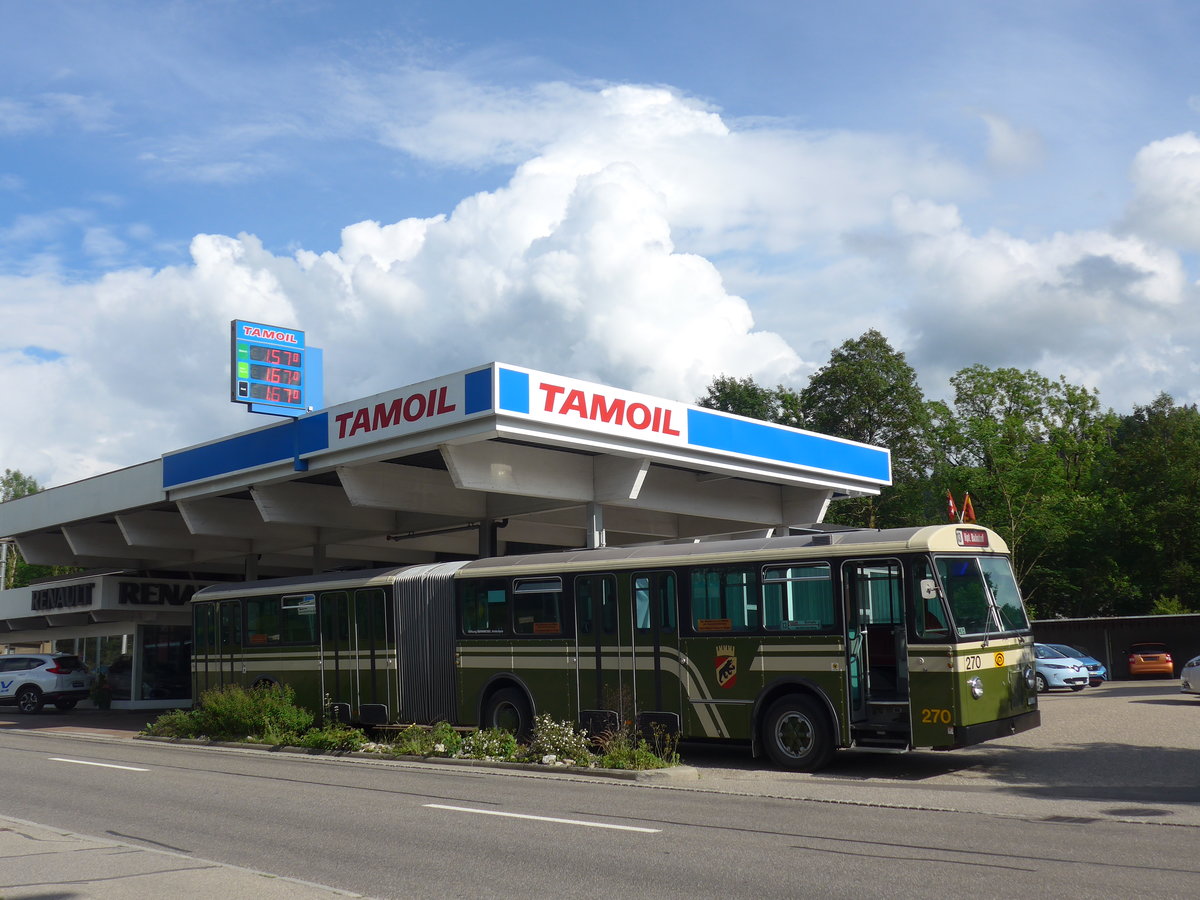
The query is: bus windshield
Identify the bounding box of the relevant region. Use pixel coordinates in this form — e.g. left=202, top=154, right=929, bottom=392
left=935, top=555, right=1030, bottom=638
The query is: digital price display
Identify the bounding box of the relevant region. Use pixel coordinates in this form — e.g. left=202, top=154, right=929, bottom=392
left=231, top=320, right=307, bottom=413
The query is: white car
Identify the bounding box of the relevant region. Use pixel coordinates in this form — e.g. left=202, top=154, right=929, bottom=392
left=1033, top=643, right=1089, bottom=692
left=0, top=654, right=93, bottom=713
left=1181, top=653, right=1200, bottom=697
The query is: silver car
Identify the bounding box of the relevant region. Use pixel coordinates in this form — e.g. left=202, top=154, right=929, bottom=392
left=1182, top=653, right=1200, bottom=697
left=0, top=654, right=92, bottom=713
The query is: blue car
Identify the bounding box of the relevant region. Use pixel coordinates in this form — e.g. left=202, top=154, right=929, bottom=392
left=1034, top=643, right=1089, bottom=692
left=1046, top=643, right=1108, bottom=686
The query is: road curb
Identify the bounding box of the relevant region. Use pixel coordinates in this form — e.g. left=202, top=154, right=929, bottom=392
left=134, top=734, right=701, bottom=782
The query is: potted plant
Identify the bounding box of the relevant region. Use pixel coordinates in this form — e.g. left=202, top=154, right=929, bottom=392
left=90, top=673, right=113, bottom=710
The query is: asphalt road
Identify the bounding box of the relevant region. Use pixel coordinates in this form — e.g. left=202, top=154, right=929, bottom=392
left=0, top=680, right=1197, bottom=897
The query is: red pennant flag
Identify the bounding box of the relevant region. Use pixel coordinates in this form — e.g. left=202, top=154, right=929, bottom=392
left=946, top=490, right=958, bottom=523
left=962, top=493, right=977, bottom=523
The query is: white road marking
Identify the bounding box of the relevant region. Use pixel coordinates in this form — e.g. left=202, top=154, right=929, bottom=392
left=424, top=803, right=661, bottom=833
left=49, top=757, right=149, bottom=772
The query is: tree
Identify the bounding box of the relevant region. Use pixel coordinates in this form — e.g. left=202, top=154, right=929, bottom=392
left=799, top=330, right=933, bottom=528
left=2, top=468, right=45, bottom=590
left=932, top=366, right=1115, bottom=615
left=1, top=468, right=39, bottom=502
left=1090, top=394, right=1200, bottom=615
left=697, top=375, right=800, bottom=426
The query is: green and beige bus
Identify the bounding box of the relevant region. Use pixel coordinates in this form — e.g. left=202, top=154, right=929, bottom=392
left=191, top=523, right=1039, bottom=770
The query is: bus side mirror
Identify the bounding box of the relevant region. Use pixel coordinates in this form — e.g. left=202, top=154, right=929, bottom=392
left=920, top=579, right=940, bottom=601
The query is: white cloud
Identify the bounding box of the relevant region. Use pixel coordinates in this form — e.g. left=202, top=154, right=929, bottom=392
left=3, top=81, right=1200, bottom=487
left=1122, top=132, right=1200, bottom=251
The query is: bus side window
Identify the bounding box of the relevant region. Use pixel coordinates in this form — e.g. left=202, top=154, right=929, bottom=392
left=513, top=578, right=563, bottom=636
left=762, top=563, right=833, bottom=631
left=634, top=572, right=677, bottom=633
left=460, top=580, right=508, bottom=635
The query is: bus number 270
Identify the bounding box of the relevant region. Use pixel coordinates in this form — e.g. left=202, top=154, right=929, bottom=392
left=921, top=708, right=953, bottom=725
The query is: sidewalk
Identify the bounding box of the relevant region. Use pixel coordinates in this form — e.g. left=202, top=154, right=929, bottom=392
left=0, top=706, right=160, bottom=739
left=0, top=708, right=366, bottom=898
left=0, top=814, right=363, bottom=899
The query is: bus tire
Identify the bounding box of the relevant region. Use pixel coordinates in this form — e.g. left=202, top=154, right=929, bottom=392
left=483, top=687, right=533, bottom=741
left=762, top=694, right=833, bottom=771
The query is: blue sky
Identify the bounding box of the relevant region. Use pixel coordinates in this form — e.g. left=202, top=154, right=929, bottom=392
left=4, top=0, right=1200, bottom=486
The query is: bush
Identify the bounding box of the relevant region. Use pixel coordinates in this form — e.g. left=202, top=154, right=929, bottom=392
left=143, top=683, right=313, bottom=742
left=528, top=714, right=594, bottom=766
left=384, top=722, right=463, bottom=757
left=292, top=724, right=368, bottom=752
left=594, top=727, right=680, bottom=770
left=460, top=728, right=519, bottom=761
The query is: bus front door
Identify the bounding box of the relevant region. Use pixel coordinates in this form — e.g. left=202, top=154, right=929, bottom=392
left=843, top=560, right=910, bottom=749
left=627, top=571, right=682, bottom=740
left=319, top=588, right=396, bottom=725
left=574, top=574, right=623, bottom=734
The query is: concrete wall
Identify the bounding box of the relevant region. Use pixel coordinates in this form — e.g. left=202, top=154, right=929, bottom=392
left=1032, top=614, right=1200, bottom=679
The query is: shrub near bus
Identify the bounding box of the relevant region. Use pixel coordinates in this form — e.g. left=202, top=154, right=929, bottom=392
left=191, top=524, right=1039, bottom=771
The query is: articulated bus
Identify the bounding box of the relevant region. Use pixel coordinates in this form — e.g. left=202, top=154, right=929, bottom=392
left=190, top=523, right=1040, bottom=770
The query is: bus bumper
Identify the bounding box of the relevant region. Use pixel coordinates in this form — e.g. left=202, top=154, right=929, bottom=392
left=951, top=709, right=1041, bottom=748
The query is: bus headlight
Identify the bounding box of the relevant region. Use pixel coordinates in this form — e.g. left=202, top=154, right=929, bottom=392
left=1024, top=666, right=1037, bottom=690
left=967, top=676, right=984, bottom=699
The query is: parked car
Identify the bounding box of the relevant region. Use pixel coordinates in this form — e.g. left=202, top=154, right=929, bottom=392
left=1045, top=643, right=1108, bottom=686
left=1127, top=642, right=1175, bottom=678
left=1033, top=643, right=1089, bottom=692
left=1180, top=653, right=1200, bottom=697
left=0, top=653, right=92, bottom=713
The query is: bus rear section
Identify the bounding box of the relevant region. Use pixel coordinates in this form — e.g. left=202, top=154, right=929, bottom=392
left=191, top=563, right=464, bottom=726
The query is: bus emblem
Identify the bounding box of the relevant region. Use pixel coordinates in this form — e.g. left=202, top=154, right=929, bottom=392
left=715, top=645, right=737, bottom=689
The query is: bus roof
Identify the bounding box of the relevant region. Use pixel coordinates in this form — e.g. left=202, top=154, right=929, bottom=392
left=191, top=525, right=1007, bottom=599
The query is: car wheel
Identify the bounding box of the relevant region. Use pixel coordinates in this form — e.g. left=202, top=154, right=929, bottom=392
left=16, top=686, right=44, bottom=714
left=1035, top=673, right=1048, bottom=693
left=483, top=687, right=534, bottom=741
left=761, top=694, right=834, bottom=771
left=1070, top=684, right=1085, bottom=692
left=54, top=698, right=78, bottom=711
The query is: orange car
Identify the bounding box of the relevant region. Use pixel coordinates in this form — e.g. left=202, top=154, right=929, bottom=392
left=1127, top=642, right=1175, bottom=677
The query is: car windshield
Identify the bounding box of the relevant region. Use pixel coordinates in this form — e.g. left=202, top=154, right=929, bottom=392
left=52, top=655, right=85, bottom=671
left=935, top=555, right=1031, bottom=638
left=1036, top=645, right=1066, bottom=659
left=1133, top=644, right=1168, bottom=654
left=1049, top=644, right=1084, bottom=658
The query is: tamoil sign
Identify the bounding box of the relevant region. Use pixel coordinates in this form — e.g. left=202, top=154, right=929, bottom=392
left=231, top=320, right=307, bottom=413
left=500, top=367, right=689, bottom=447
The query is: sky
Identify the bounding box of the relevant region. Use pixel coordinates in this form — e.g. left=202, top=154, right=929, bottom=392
left=4, top=0, right=1200, bottom=488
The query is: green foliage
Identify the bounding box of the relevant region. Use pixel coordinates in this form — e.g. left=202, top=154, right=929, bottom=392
left=697, top=375, right=801, bottom=427
left=143, top=683, right=314, bottom=741
left=292, top=724, right=369, bottom=752
left=460, top=728, right=519, bottom=760
left=430, top=721, right=464, bottom=756
left=383, top=722, right=463, bottom=757
left=528, top=713, right=594, bottom=765
left=594, top=728, right=678, bottom=770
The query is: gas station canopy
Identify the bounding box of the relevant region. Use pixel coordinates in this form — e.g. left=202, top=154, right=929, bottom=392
left=0, top=363, right=891, bottom=581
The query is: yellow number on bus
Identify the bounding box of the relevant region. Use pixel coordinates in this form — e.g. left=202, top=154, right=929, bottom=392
left=920, top=708, right=953, bottom=725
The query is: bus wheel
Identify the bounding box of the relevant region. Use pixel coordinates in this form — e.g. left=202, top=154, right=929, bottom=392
left=484, top=688, right=533, bottom=741
left=762, top=695, right=833, bottom=771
